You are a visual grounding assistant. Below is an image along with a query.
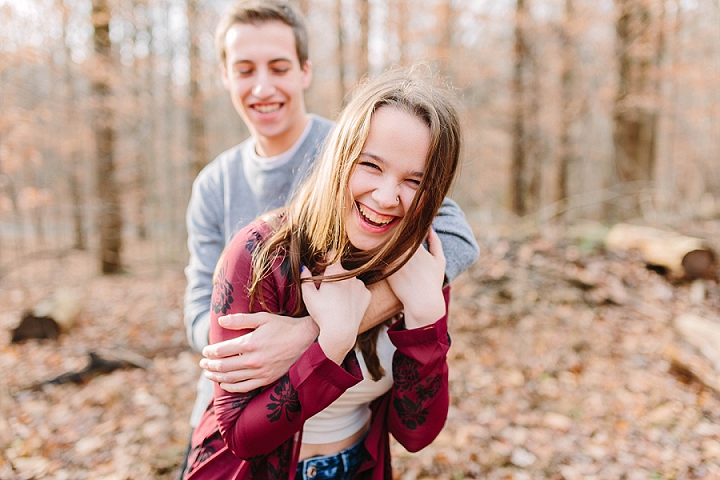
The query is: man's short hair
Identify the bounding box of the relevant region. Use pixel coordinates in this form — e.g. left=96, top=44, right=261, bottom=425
left=215, top=0, right=309, bottom=67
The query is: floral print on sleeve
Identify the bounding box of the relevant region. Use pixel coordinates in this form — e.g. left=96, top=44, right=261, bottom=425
left=211, top=260, right=234, bottom=315
left=386, top=285, right=452, bottom=453
left=266, top=374, right=301, bottom=423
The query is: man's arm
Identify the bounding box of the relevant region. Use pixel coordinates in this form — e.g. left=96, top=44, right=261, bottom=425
left=202, top=198, right=478, bottom=391
left=360, top=197, right=477, bottom=330
left=210, top=231, right=365, bottom=459
left=359, top=280, right=402, bottom=331
left=433, top=197, right=479, bottom=282
left=184, top=171, right=225, bottom=353
left=201, top=280, right=397, bottom=393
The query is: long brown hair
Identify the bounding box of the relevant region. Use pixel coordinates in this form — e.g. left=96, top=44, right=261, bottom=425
left=250, top=67, right=461, bottom=378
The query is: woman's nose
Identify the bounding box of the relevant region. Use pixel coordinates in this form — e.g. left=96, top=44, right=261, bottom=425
left=372, top=181, right=400, bottom=208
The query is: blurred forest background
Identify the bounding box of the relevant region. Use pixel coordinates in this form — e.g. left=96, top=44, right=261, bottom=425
left=1, top=0, right=719, bottom=274
left=3, top=1, right=720, bottom=478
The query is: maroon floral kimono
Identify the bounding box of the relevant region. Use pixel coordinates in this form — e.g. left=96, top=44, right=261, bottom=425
left=183, top=220, right=451, bottom=480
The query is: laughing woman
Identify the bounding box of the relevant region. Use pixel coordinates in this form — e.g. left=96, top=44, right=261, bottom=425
left=183, top=68, right=461, bottom=479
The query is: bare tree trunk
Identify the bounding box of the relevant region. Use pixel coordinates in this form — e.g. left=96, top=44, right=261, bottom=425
left=335, top=0, right=347, bottom=104
left=436, top=0, right=453, bottom=77
left=133, top=0, right=150, bottom=240
left=187, top=0, right=207, bottom=179
left=710, top=2, right=720, bottom=201
left=0, top=70, right=24, bottom=261
left=610, top=0, right=663, bottom=219
left=527, top=56, right=542, bottom=214
left=557, top=0, right=579, bottom=219
left=394, top=0, right=409, bottom=65
left=658, top=0, right=681, bottom=213
left=61, top=0, right=86, bottom=250
left=0, top=131, right=3, bottom=265
left=510, top=0, right=530, bottom=216
left=92, top=0, right=123, bottom=273
left=162, top=3, right=181, bottom=262
left=357, top=0, right=370, bottom=79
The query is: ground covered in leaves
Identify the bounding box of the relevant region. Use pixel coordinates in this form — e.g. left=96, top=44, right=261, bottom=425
left=1, top=220, right=720, bottom=479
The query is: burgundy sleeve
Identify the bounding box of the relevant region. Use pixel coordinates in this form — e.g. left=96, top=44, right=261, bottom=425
left=385, top=285, right=451, bottom=452
left=208, top=224, right=363, bottom=459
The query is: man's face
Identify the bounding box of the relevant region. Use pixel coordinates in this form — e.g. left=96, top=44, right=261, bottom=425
left=221, top=21, right=312, bottom=157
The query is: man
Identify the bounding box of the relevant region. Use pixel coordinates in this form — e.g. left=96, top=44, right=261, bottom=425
left=183, top=0, right=478, bottom=454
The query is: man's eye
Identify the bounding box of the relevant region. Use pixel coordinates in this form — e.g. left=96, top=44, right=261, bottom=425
left=273, top=67, right=289, bottom=74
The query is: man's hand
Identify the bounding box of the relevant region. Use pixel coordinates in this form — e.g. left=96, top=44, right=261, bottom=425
left=200, top=312, right=319, bottom=392
left=386, top=228, right=446, bottom=329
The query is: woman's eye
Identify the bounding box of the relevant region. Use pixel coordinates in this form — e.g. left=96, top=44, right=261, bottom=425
left=406, top=179, right=421, bottom=188
left=359, top=161, right=380, bottom=170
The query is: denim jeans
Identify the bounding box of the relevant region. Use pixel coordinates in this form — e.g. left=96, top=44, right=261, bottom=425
left=295, top=436, right=367, bottom=480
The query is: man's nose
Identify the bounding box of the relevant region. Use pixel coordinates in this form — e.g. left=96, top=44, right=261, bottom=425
left=252, top=74, right=276, bottom=98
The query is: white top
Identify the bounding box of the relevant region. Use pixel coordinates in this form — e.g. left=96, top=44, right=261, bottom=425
left=302, top=326, right=396, bottom=444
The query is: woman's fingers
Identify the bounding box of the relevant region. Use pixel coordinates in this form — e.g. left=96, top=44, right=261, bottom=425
left=427, top=227, right=444, bottom=257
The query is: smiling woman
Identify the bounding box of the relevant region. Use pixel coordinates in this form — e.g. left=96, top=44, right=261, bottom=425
left=345, top=106, right=431, bottom=252
left=182, top=67, right=461, bottom=479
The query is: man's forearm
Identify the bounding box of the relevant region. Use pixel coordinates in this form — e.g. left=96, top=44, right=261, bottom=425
left=184, top=260, right=215, bottom=352
left=433, top=198, right=479, bottom=281
left=359, top=279, right=403, bottom=333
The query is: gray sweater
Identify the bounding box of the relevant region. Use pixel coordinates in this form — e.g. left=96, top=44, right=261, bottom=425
left=184, top=114, right=479, bottom=426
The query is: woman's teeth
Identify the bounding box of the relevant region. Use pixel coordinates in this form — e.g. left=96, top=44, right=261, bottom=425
left=358, top=203, right=393, bottom=227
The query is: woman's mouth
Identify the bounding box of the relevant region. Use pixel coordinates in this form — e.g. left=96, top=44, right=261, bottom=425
left=356, top=202, right=397, bottom=228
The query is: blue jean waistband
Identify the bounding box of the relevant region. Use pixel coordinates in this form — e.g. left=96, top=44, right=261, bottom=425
left=296, top=434, right=367, bottom=480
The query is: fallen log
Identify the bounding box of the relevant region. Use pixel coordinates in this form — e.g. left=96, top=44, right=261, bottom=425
left=665, top=343, right=720, bottom=399
left=674, top=313, right=720, bottom=369
left=605, top=223, right=716, bottom=280
left=11, top=287, right=83, bottom=343
left=664, top=313, right=720, bottom=399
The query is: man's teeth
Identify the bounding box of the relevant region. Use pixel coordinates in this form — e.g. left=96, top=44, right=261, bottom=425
left=358, top=204, right=393, bottom=226
left=254, top=104, right=281, bottom=114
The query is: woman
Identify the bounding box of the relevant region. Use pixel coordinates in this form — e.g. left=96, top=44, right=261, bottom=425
left=183, top=67, right=461, bottom=479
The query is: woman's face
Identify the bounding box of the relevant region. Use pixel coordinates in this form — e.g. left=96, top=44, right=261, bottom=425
left=345, top=106, right=432, bottom=251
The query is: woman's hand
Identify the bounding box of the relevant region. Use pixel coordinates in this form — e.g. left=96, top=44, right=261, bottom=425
left=386, top=228, right=446, bottom=329
left=301, top=260, right=371, bottom=364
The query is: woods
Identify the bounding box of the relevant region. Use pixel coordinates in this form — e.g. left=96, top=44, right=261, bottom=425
left=1, top=0, right=719, bottom=272
left=2, top=0, right=720, bottom=478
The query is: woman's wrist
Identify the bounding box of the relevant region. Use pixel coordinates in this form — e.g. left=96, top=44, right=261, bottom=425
left=317, top=328, right=356, bottom=364
left=401, top=294, right=446, bottom=330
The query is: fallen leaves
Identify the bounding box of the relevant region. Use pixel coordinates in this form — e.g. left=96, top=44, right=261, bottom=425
left=1, top=224, right=720, bottom=479
left=391, top=224, right=720, bottom=479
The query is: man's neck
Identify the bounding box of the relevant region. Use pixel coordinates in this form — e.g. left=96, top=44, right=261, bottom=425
left=255, top=115, right=312, bottom=158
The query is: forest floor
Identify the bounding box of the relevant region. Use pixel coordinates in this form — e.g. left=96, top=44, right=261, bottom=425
left=1, top=219, right=720, bottom=479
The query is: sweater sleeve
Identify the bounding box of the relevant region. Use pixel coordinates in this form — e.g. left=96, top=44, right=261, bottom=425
left=385, top=285, right=452, bottom=452
left=184, top=168, right=225, bottom=352
left=433, top=198, right=479, bottom=282
left=209, top=224, right=364, bottom=459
